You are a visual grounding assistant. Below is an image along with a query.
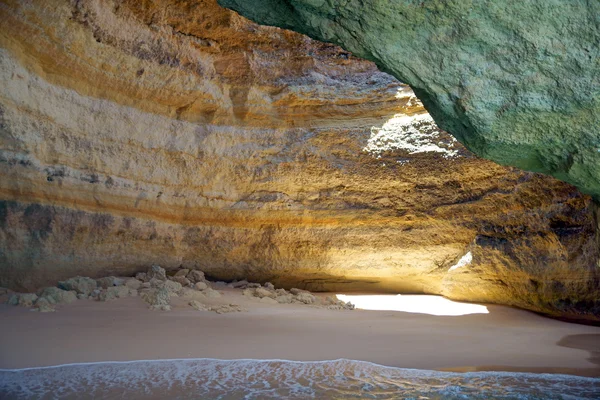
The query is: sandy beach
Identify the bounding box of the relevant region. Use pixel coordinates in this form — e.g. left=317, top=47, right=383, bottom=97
left=1, top=287, right=599, bottom=377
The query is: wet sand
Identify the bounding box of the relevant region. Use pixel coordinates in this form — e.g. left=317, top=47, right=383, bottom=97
left=1, top=288, right=599, bottom=377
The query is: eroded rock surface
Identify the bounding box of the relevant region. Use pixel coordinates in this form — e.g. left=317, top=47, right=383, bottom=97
left=0, top=0, right=599, bottom=321
left=220, top=0, right=600, bottom=199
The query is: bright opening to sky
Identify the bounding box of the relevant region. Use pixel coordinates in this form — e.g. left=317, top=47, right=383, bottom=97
left=336, top=294, right=489, bottom=316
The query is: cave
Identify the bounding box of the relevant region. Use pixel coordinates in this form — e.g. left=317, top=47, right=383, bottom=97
left=1, top=0, right=599, bottom=397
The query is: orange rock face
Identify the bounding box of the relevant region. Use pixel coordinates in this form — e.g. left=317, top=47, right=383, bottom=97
left=0, top=0, right=598, bottom=321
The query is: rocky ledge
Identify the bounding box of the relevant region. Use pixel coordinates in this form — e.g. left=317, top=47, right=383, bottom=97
left=2, top=265, right=355, bottom=314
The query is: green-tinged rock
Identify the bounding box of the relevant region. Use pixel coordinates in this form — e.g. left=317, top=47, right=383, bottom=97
left=38, top=287, right=77, bottom=305
left=8, top=293, right=38, bottom=307
left=141, top=287, right=171, bottom=311
left=58, top=276, right=97, bottom=296
left=189, top=300, right=209, bottom=311
left=96, top=276, right=124, bottom=289
left=33, top=297, right=55, bottom=312
left=220, top=0, right=600, bottom=199
left=98, top=286, right=131, bottom=301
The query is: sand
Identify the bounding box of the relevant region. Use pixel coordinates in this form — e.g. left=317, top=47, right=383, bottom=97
left=1, top=287, right=599, bottom=377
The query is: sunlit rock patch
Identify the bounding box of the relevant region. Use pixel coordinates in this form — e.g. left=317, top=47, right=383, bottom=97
left=365, top=112, right=461, bottom=161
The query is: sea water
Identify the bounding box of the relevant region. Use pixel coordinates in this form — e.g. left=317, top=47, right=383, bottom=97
left=1, top=358, right=599, bottom=399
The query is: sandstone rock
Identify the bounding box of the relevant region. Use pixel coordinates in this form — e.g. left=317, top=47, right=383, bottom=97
left=21, top=293, right=39, bottom=307
left=276, top=294, right=294, bottom=304
left=124, top=278, right=142, bottom=290
left=259, top=297, right=278, bottom=305
left=38, top=287, right=77, bottom=305
left=135, top=273, right=148, bottom=283
left=9, top=293, right=38, bottom=307
left=58, top=277, right=97, bottom=296
left=77, top=294, right=88, bottom=300
left=290, top=288, right=308, bottom=296
left=174, top=269, right=189, bottom=277
left=294, top=292, right=317, bottom=305
left=203, top=288, right=222, bottom=299
left=7, top=294, right=18, bottom=306
left=141, top=287, right=171, bottom=311
left=186, top=270, right=206, bottom=284
left=247, top=283, right=262, bottom=289
left=33, top=297, right=55, bottom=313
left=110, top=286, right=130, bottom=298
left=231, top=280, right=249, bottom=289
left=97, top=289, right=114, bottom=302
left=181, top=288, right=208, bottom=302
left=264, top=282, right=275, bottom=291
left=170, top=275, right=191, bottom=287
left=98, top=286, right=130, bottom=301
left=275, top=288, right=288, bottom=296
left=189, top=300, right=209, bottom=311
left=147, top=265, right=167, bottom=282
left=161, top=280, right=183, bottom=296
left=210, top=304, right=245, bottom=314
left=254, top=287, right=276, bottom=299
left=194, top=282, right=208, bottom=291
left=96, top=276, right=124, bottom=289
left=149, top=278, right=162, bottom=288
left=324, top=296, right=355, bottom=311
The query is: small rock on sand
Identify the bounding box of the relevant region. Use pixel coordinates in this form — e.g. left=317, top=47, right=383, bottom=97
left=210, top=304, right=245, bottom=314
left=141, top=287, right=171, bottom=311
left=146, top=265, right=167, bottom=281
left=203, top=288, right=221, bottom=298
left=174, top=269, right=189, bottom=277
left=294, top=292, right=317, bottom=304
left=8, top=293, right=38, bottom=307
left=324, top=296, right=355, bottom=310
left=124, top=278, right=142, bottom=290
left=186, top=270, right=206, bottom=284
left=181, top=288, right=207, bottom=301
left=96, top=276, right=124, bottom=289
left=58, top=276, right=97, bottom=296
left=259, top=297, right=278, bottom=305
left=189, top=300, right=209, bottom=311
left=98, top=286, right=130, bottom=301
left=170, top=275, right=191, bottom=287
left=135, top=272, right=148, bottom=282
left=255, top=287, right=276, bottom=299
left=38, top=287, right=77, bottom=305
left=33, top=297, right=55, bottom=313
left=230, top=280, right=249, bottom=289
left=276, top=294, right=294, bottom=304
left=194, top=281, right=208, bottom=291
left=290, top=288, right=309, bottom=296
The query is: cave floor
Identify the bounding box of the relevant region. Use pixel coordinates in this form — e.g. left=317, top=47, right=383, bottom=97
left=1, top=288, right=599, bottom=377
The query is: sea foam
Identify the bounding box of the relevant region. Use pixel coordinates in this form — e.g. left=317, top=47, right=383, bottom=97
left=1, top=358, right=599, bottom=399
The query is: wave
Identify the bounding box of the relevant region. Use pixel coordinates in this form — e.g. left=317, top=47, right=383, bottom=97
left=2, top=358, right=599, bottom=399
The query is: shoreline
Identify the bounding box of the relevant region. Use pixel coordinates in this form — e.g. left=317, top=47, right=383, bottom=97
left=1, top=287, right=600, bottom=377
left=3, top=358, right=600, bottom=379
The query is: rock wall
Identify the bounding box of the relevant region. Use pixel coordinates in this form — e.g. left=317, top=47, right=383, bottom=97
left=0, top=0, right=598, bottom=321
left=220, top=0, right=600, bottom=200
